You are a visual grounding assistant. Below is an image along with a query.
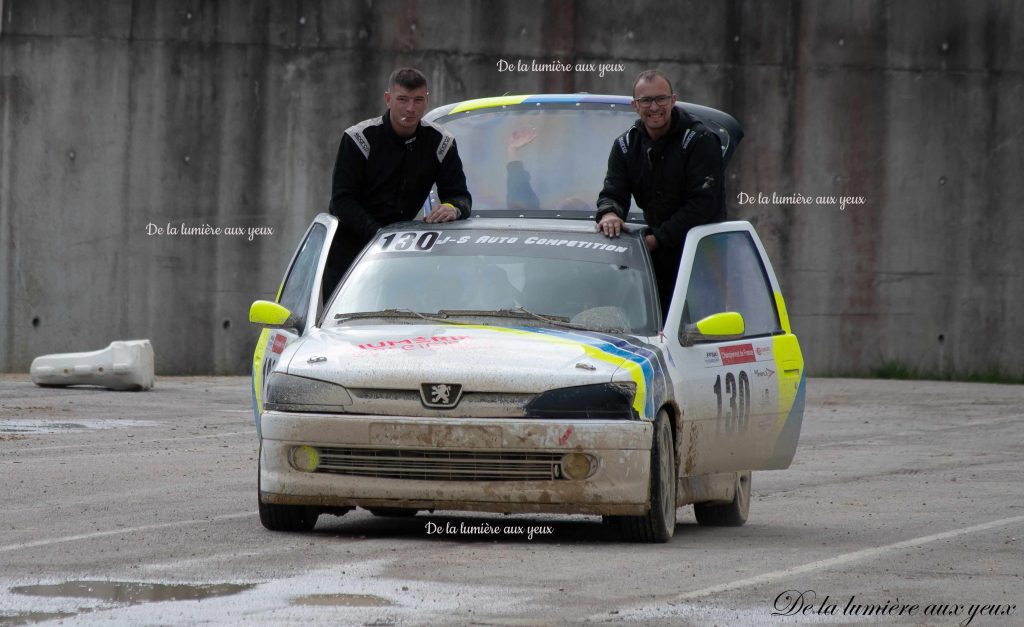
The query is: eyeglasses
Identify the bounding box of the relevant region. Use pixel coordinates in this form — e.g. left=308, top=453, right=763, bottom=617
left=634, top=95, right=672, bottom=108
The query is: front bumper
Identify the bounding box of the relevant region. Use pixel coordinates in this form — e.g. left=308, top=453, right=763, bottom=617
left=259, top=411, right=653, bottom=515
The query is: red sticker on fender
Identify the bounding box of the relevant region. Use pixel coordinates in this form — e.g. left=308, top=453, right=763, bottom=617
left=271, top=334, right=287, bottom=354
left=719, top=343, right=755, bottom=365
left=558, top=426, right=574, bottom=446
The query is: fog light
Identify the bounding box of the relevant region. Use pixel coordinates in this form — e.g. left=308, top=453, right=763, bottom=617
left=290, top=445, right=320, bottom=472
left=561, top=453, right=593, bottom=480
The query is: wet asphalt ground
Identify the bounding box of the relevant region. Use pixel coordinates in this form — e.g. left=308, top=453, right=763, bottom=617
left=0, top=375, right=1021, bottom=626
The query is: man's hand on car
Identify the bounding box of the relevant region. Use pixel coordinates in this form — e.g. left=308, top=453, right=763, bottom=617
left=426, top=203, right=460, bottom=223
left=597, top=212, right=626, bottom=238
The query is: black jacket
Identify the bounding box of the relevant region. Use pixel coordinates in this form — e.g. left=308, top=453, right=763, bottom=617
left=506, top=160, right=540, bottom=209
left=330, top=113, right=472, bottom=252
left=596, top=108, right=724, bottom=256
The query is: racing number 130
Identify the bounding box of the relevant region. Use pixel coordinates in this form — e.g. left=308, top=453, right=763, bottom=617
left=713, top=371, right=750, bottom=432
left=379, top=231, right=439, bottom=252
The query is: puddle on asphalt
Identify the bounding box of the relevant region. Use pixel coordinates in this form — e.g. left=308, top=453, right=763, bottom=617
left=291, top=593, right=394, bottom=607
left=0, top=422, right=88, bottom=434
left=0, top=611, right=76, bottom=626
left=10, top=580, right=254, bottom=605
left=0, top=419, right=153, bottom=434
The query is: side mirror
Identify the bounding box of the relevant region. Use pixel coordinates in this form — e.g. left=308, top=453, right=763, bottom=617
left=681, top=311, right=745, bottom=346
left=249, top=300, right=300, bottom=330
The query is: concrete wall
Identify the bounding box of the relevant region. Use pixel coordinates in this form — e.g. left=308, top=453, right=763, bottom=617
left=1, top=0, right=1021, bottom=377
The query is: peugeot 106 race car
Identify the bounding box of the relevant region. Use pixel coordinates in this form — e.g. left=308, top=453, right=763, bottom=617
left=249, top=95, right=805, bottom=542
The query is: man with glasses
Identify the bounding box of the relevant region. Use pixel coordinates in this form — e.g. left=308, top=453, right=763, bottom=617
left=596, top=69, right=725, bottom=318
left=324, top=67, right=472, bottom=298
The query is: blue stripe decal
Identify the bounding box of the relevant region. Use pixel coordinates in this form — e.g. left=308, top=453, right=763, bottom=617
left=522, top=95, right=585, bottom=104
left=767, top=373, right=806, bottom=467
left=520, top=95, right=630, bottom=106
left=517, top=327, right=668, bottom=419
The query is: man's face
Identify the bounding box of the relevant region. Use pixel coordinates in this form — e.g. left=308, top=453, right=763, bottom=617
left=632, top=77, right=676, bottom=136
left=385, top=84, right=429, bottom=134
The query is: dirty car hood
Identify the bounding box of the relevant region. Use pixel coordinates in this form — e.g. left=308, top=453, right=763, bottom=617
left=283, top=323, right=634, bottom=393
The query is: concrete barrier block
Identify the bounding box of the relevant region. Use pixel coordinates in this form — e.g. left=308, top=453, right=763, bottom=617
left=30, top=340, right=155, bottom=391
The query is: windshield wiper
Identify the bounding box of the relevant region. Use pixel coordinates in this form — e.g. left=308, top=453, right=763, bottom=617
left=335, top=307, right=619, bottom=333
left=334, top=309, right=441, bottom=323
left=436, top=307, right=595, bottom=331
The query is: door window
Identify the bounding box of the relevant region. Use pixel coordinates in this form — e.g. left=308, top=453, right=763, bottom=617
left=278, top=223, right=327, bottom=329
left=680, top=231, right=780, bottom=339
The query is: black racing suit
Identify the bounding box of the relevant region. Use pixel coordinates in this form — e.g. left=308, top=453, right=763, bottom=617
left=596, top=107, right=724, bottom=319
left=325, top=113, right=472, bottom=298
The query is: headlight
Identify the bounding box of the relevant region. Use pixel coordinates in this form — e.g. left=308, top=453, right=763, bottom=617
left=264, top=372, right=353, bottom=412
left=525, top=382, right=637, bottom=419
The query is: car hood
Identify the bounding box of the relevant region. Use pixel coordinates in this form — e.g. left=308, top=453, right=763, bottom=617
left=283, top=323, right=633, bottom=393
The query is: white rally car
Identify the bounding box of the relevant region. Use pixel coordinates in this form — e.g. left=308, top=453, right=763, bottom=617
left=249, top=95, right=805, bottom=542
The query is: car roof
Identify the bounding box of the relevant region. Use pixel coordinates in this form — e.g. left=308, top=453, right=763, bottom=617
left=426, top=93, right=744, bottom=165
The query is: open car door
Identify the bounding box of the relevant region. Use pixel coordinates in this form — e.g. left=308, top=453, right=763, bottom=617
left=663, top=221, right=806, bottom=475
left=251, top=213, right=338, bottom=436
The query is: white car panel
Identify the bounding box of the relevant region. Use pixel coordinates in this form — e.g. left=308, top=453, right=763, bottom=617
left=249, top=98, right=804, bottom=539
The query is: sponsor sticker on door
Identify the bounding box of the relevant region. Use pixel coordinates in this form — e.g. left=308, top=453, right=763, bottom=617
left=719, top=343, right=755, bottom=365
left=704, top=343, right=773, bottom=368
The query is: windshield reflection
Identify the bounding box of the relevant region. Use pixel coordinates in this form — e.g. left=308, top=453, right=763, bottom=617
left=437, top=106, right=638, bottom=213
left=330, top=251, right=656, bottom=334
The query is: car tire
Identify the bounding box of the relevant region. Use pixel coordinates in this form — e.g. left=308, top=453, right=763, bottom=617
left=257, top=445, right=319, bottom=532
left=367, top=508, right=419, bottom=518
left=610, top=410, right=677, bottom=543
left=694, top=470, right=751, bottom=527
left=259, top=500, right=319, bottom=532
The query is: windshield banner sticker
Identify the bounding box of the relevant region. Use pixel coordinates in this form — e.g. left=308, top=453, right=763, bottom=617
left=376, top=231, right=443, bottom=252
left=370, top=229, right=637, bottom=263
left=521, top=236, right=627, bottom=253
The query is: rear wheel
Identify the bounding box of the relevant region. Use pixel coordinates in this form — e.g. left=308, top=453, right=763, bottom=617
left=694, top=471, right=751, bottom=527
left=610, top=410, right=677, bottom=543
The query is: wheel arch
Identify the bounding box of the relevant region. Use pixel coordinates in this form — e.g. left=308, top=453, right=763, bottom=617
left=660, top=401, right=682, bottom=468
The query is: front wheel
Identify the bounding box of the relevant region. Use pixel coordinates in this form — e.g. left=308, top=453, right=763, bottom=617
left=257, top=444, right=319, bottom=532
left=694, top=470, right=751, bottom=527
left=368, top=508, right=419, bottom=518
left=259, top=500, right=319, bottom=532
left=610, top=410, right=677, bottom=543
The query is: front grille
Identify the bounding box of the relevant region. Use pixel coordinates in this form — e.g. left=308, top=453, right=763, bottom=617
left=314, top=447, right=564, bottom=481
left=344, top=388, right=537, bottom=418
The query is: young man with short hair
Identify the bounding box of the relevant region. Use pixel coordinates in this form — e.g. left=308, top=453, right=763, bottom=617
left=325, top=67, right=472, bottom=295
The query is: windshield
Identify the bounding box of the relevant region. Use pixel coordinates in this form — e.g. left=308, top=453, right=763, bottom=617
left=434, top=104, right=640, bottom=215
left=327, top=227, right=659, bottom=334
